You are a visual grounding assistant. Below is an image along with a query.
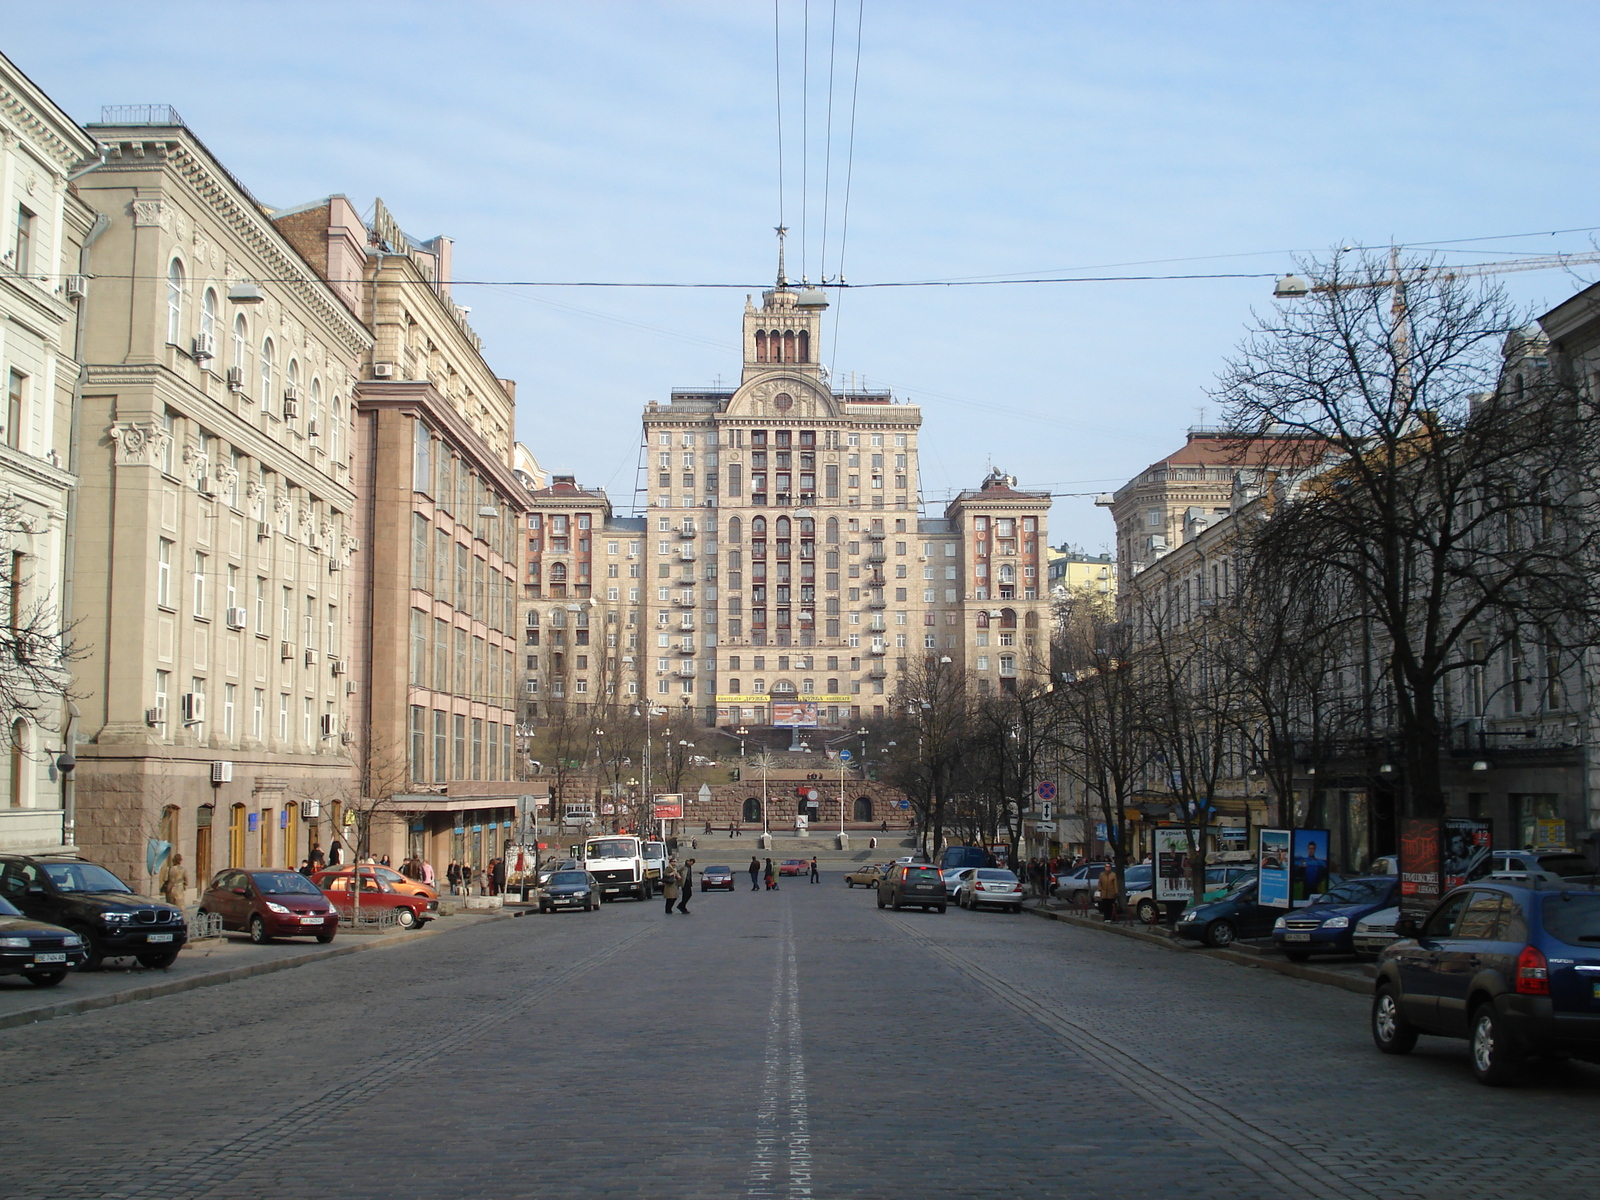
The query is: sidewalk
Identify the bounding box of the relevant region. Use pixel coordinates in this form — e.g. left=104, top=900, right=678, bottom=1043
left=0, top=908, right=510, bottom=1032
left=1023, top=899, right=1377, bottom=996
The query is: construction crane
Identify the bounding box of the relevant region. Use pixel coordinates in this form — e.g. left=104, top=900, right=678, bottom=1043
left=1274, top=250, right=1600, bottom=297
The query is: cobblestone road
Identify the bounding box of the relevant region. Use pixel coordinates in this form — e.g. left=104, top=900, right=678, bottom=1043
left=2, top=877, right=1596, bottom=1199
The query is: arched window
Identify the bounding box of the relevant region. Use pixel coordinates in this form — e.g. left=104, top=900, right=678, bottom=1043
left=232, top=314, right=249, bottom=374
left=752, top=516, right=766, bottom=537
left=797, top=330, right=810, bottom=362
left=998, top=563, right=1014, bottom=583
left=799, top=517, right=814, bottom=536
left=330, top=396, right=343, bottom=462
left=776, top=516, right=791, bottom=538
left=853, top=796, right=873, bottom=822
left=525, top=610, right=540, bottom=628
left=166, top=258, right=185, bottom=345
left=783, top=331, right=795, bottom=361
left=975, top=611, right=990, bottom=629
left=825, top=517, right=839, bottom=544
left=200, top=287, right=218, bottom=350
left=5, top=719, right=26, bottom=808
left=286, top=358, right=300, bottom=402
left=827, top=677, right=839, bottom=691
left=802, top=678, right=814, bottom=693
left=743, top=797, right=763, bottom=823
left=259, top=337, right=276, bottom=412
left=309, top=378, right=322, bottom=437
left=549, top=563, right=567, bottom=581
left=727, top=516, right=742, bottom=543
left=999, top=608, right=1017, bottom=629
left=771, top=679, right=796, bottom=696
left=1024, top=610, right=1039, bottom=629
left=755, top=331, right=768, bottom=363
left=548, top=608, right=566, bottom=627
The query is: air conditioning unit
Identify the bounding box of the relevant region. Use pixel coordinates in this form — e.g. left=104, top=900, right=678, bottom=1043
left=282, top=392, right=299, bottom=419
left=145, top=705, right=165, bottom=727
left=327, top=558, right=340, bottom=573
left=340, top=730, right=355, bottom=745
left=320, top=713, right=337, bottom=739
left=180, top=692, right=205, bottom=724
left=196, top=475, right=215, bottom=498
left=192, top=332, right=216, bottom=361
left=303, top=799, right=321, bottom=819
left=329, top=657, right=346, bottom=676
left=257, top=522, right=272, bottom=540
left=210, top=761, right=233, bottom=784
left=65, top=275, right=87, bottom=300
left=280, top=641, right=293, bottom=661
left=344, top=680, right=358, bottom=695
left=304, top=648, right=317, bottom=667
left=372, top=362, right=395, bottom=378
left=306, top=419, right=319, bottom=439
left=225, top=607, right=248, bottom=630
left=226, top=366, right=243, bottom=391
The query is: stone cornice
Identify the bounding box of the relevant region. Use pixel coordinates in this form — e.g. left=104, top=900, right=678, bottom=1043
left=0, top=61, right=98, bottom=174
left=354, top=380, right=528, bottom=508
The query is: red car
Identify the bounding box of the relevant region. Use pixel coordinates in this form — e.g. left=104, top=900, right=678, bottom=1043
left=199, top=868, right=340, bottom=944
left=779, top=859, right=807, bottom=877
left=312, top=867, right=436, bottom=929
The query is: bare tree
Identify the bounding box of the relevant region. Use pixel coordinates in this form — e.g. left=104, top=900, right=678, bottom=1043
left=302, top=731, right=406, bottom=924
left=0, top=498, right=78, bottom=732
left=887, top=654, right=972, bottom=859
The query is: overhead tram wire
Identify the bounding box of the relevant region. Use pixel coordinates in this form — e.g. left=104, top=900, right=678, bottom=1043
left=828, top=0, right=866, bottom=372
left=800, top=0, right=812, bottom=280
left=773, top=0, right=786, bottom=250
left=818, top=0, right=840, bottom=289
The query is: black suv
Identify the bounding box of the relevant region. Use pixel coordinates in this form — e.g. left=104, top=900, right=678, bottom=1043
left=0, top=855, right=188, bottom=969
left=877, top=863, right=948, bottom=913
left=1371, top=881, right=1600, bottom=1084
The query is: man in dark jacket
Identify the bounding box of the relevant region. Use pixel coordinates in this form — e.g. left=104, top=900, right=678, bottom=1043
left=748, top=856, right=761, bottom=891
left=676, top=858, right=695, bottom=914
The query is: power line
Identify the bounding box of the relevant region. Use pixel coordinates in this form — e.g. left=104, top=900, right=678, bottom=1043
left=818, top=0, right=840, bottom=287
left=773, top=0, right=785, bottom=252
left=800, top=0, right=810, bottom=281
left=829, top=0, right=865, bottom=372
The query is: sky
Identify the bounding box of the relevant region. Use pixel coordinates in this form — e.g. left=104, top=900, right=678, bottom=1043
left=6, top=1, right=1599, bottom=549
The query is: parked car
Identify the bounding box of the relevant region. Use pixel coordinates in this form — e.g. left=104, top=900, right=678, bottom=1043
left=536, top=858, right=580, bottom=886
left=779, top=859, right=806, bottom=877
left=961, top=868, right=1024, bottom=913
left=538, top=870, right=600, bottom=913
left=1173, top=877, right=1279, bottom=948
left=0, top=853, right=187, bottom=969
left=1128, top=864, right=1256, bottom=924
left=846, top=863, right=887, bottom=888
left=0, top=894, right=86, bottom=987
left=1271, top=876, right=1399, bottom=961
left=198, top=868, right=339, bottom=944
left=312, top=867, right=436, bottom=929
left=362, top=864, right=438, bottom=901
left=1353, top=906, right=1401, bottom=957
left=1371, top=881, right=1600, bottom=1084
left=1054, top=862, right=1109, bottom=899
left=877, top=863, right=949, bottom=913
left=942, top=867, right=975, bottom=904
left=700, top=864, right=735, bottom=891
left=1477, top=850, right=1595, bottom=884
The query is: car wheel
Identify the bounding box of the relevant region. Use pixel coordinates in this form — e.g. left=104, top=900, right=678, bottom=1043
left=1203, top=919, right=1236, bottom=948
left=137, top=950, right=179, bottom=969
left=1283, top=950, right=1312, bottom=964
left=1470, top=1002, right=1524, bottom=1086
left=316, top=930, right=336, bottom=944
left=937, top=905, right=947, bottom=914
left=892, top=897, right=903, bottom=911
left=539, top=902, right=551, bottom=914
left=395, top=906, right=419, bottom=929
left=1136, top=899, right=1160, bottom=925
left=877, top=892, right=886, bottom=909
left=847, top=880, right=854, bottom=888
left=73, top=926, right=103, bottom=971
left=26, top=970, right=67, bottom=988
left=248, top=915, right=271, bottom=945
left=1370, top=987, right=1417, bottom=1055
left=1011, top=904, right=1023, bottom=914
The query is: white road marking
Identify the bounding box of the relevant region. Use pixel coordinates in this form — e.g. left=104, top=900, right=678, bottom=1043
left=748, top=908, right=811, bottom=1199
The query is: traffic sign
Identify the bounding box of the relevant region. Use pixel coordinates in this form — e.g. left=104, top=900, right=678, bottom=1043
left=838, top=749, right=852, bottom=761
left=1036, top=781, right=1057, bottom=801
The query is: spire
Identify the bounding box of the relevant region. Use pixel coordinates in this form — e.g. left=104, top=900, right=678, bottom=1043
left=775, top=225, right=789, bottom=288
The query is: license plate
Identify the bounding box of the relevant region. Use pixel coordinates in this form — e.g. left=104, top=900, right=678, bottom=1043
left=34, top=952, right=67, bottom=963
left=147, top=933, right=174, bottom=943
left=1284, top=932, right=1311, bottom=942
left=1592, top=982, right=1600, bottom=1000
left=300, top=917, right=324, bottom=924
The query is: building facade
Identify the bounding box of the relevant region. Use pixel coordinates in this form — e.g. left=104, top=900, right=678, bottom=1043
left=0, top=54, right=98, bottom=852
left=70, top=109, right=372, bottom=894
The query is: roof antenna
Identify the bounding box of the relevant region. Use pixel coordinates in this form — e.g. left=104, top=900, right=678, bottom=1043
left=775, top=225, right=789, bottom=287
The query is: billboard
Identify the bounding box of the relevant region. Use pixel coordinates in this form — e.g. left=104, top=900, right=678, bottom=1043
left=1290, top=828, right=1332, bottom=906
left=1153, top=828, right=1194, bottom=903
left=1399, top=818, right=1441, bottom=919
left=653, top=794, right=683, bottom=820
left=1442, top=818, right=1493, bottom=888
left=772, top=701, right=820, bottom=727
left=1258, top=828, right=1291, bottom=909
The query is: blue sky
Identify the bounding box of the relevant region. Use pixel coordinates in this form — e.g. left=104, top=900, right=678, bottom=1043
left=8, top=2, right=1598, bottom=548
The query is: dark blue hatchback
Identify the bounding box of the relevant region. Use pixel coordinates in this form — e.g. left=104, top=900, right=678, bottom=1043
left=1371, top=881, right=1600, bottom=1085
left=1271, top=876, right=1399, bottom=960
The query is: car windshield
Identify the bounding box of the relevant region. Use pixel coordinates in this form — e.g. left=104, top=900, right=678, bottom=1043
left=1124, top=866, right=1153, bottom=885
left=586, top=840, right=634, bottom=860
left=705, top=865, right=730, bottom=873
left=1538, top=856, right=1596, bottom=879
left=254, top=872, right=323, bottom=895
left=1542, top=894, right=1600, bottom=945
left=0, top=895, right=20, bottom=917
left=644, top=843, right=665, bottom=858
left=550, top=872, right=588, bottom=886
left=1315, top=879, right=1393, bottom=906
left=1228, top=878, right=1257, bottom=898
left=975, top=869, right=1017, bottom=881
left=42, top=862, right=132, bottom=894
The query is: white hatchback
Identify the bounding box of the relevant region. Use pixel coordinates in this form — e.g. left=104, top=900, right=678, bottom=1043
left=960, top=868, right=1024, bottom=913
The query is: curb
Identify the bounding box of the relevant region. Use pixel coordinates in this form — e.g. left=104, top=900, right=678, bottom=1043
left=1023, top=903, right=1374, bottom=996
left=0, top=910, right=511, bottom=1033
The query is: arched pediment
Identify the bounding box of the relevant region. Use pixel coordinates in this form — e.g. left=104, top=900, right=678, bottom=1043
left=726, top=374, right=838, bottom=420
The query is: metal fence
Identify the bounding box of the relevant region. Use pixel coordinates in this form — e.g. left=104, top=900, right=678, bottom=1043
left=185, top=909, right=226, bottom=941
left=339, top=906, right=402, bottom=934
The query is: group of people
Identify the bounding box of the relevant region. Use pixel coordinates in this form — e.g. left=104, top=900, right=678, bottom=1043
left=444, top=858, right=506, bottom=896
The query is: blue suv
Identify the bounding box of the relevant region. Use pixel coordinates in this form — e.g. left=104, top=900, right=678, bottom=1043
left=1371, top=881, right=1600, bottom=1085
left=1271, top=876, right=1399, bottom=961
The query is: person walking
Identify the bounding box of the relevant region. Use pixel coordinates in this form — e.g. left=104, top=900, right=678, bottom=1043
left=1096, top=865, right=1121, bottom=923
left=748, top=855, right=762, bottom=891
left=677, top=858, right=695, bottom=914
left=308, top=842, right=326, bottom=871
left=662, top=860, right=681, bottom=914
left=297, top=858, right=314, bottom=878
left=809, top=856, right=819, bottom=884
left=764, top=857, right=778, bottom=891
left=328, top=840, right=343, bottom=866
left=160, top=852, right=188, bottom=907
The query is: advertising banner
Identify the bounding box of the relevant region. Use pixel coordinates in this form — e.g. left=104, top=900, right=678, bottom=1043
left=653, top=794, right=683, bottom=820
left=1399, top=818, right=1441, bottom=920
left=1258, top=829, right=1291, bottom=909
left=1290, top=828, right=1332, bottom=906
left=1532, top=818, right=1568, bottom=851
left=1442, top=818, right=1493, bottom=888
left=772, top=701, right=820, bottom=727
left=1153, top=827, right=1194, bottom=903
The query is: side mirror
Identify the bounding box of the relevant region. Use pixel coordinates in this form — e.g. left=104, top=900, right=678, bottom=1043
left=232, top=887, right=248, bottom=897
left=1395, top=915, right=1419, bottom=938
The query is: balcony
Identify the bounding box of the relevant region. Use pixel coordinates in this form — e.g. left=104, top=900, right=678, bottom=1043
left=867, top=644, right=887, bottom=656
left=866, top=594, right=887, bottom=610
left=678, top=548, right=696, bottom=562
left=676, top=595, right=696, bottom=608
left=678, top=526, right=697, bottom=539
left=675, top=664, right=696, bottom=677
left=867, top=665, right=888, bottom=680
left=677, top=644, right=696, bottom=655
left=867, top=545, right=887, bottom=563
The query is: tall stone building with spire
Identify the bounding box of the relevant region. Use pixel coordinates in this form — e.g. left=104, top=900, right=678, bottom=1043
left=521, top=260, right=1053, bottom=731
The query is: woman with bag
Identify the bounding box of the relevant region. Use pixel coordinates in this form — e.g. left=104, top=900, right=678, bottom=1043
left=662, top=860, right=681, bottom=915
left=1096, top=865, right=1121, bottom=923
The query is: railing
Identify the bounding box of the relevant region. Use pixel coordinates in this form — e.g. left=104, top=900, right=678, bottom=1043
left=338, top=906, right=402, bottom=933
left=185, top=909, right=225, bottom=940
left=100, top=104, right=185, bottom=126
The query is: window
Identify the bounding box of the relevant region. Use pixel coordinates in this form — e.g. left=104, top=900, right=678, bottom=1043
left=232, top=314, right=249, bottom=380
left=13, top=205, right=34, bottom=275
left=254, top=576, right=267, bottom=633
left=223, top=684, right=236, bottom=739
left=260, top=337, right=276, bottom=412
left=278, top=693, right=289, bottom=740
left=4, top=369, right=24, bottom=450
left=200, top=287, right=218, bottom=355
left=252, top=689, right=264, bottom=739
left=154, top=671, right=169, bottom=725
left=191, top=551, right=207, bottom=617
left=156, top=539, right=173, bottom=607
left=166, top=259, right=186, bottom=344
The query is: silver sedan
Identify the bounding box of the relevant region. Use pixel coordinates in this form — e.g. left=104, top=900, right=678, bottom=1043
left=961, top=868, right=1024, bottom=912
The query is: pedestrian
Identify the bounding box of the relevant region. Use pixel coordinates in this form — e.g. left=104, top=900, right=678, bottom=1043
left=677, top=858, right=695, bottom=914
left=881, top=819, right=888, bottom=833
left=491, top=857, right=506, bottom=896
left=297, top=858, right=313, bottom=877
left=446, top=860, right=461, bottom=895
left=328, top=839, right=343, bottom=866
left=869, top=836, right=877, bottom=850
left=308, top=841, right=326, bottom=870
left=748, top=855, right=761, bottom=891
left=160, top=852, right=188, bottom=907
left=421, top=858, right=435, bottom=885
left=1096, top=865, right=1120, bottom=923
left=663, top=860, right=681, bottom=914
left=380, top=854, right=391, bottom=867
left=728, top=823, right=735, bottom=839
left=809, top=856, right=819, bottom=884
left=691, top=837, right=699, bottom=850
left=764, top=857, right=778, bottom=890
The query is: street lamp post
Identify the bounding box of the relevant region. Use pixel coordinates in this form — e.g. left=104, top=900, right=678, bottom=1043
left=736, top=725, right=749, bottom=757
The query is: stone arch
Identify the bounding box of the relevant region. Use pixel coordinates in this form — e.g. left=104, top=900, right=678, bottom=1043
left=743, top=797, right=763, bottom=823
left=853, top=796, right=873, bottom=822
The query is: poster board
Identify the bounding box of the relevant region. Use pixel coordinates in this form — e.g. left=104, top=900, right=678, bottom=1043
left=1258, top=828, right=1291, bottom=909
left=772, top=701, right=820, bottom=727
left=1153, top=827, right=1194, bottom=903
left=653, top=794, right=683, bottom=820
left=1442, top=818, right=1492, bottom=888
left=1290, top=828, right=1332, bottom=906
left=1399, top=818, right=1441, bottom=920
